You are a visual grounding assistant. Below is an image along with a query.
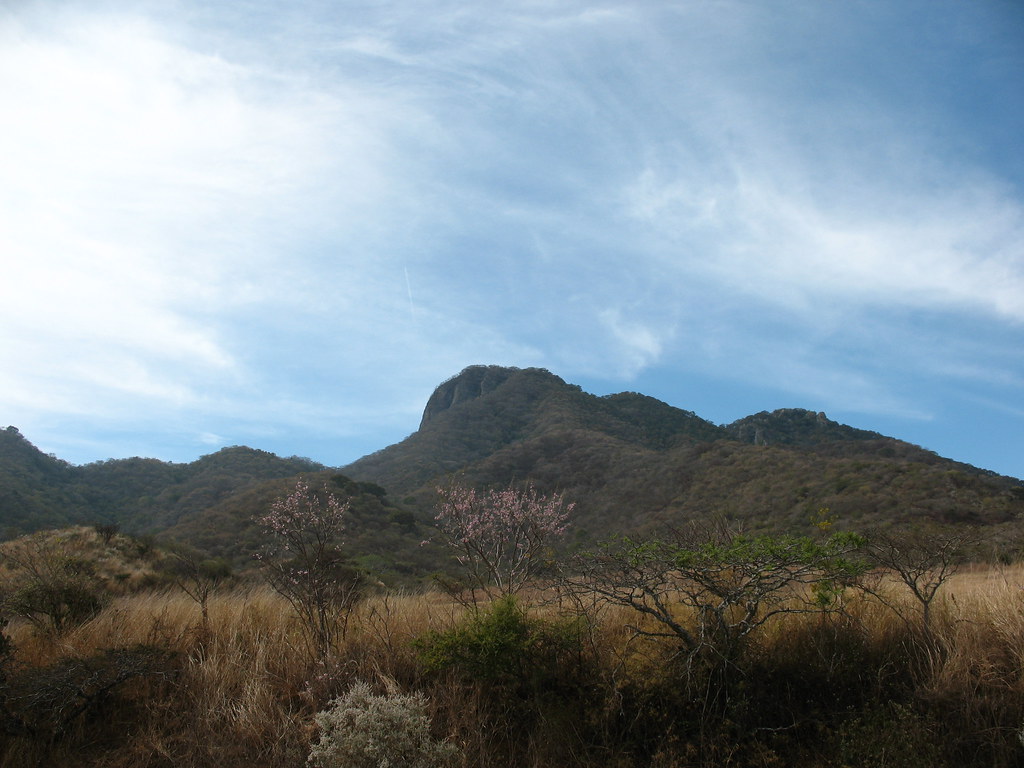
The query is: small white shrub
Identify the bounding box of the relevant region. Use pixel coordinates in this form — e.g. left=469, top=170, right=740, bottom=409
left=307, top=681, right=460, bottom=768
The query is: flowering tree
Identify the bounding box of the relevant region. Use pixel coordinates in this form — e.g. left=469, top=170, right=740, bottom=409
left=255, top=480, right=360, bottom=657
left=434, top=482, right=573, bottom=601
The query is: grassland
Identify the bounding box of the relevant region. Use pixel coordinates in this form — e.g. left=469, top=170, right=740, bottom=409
left=2, top=559, right=1023, bottom=767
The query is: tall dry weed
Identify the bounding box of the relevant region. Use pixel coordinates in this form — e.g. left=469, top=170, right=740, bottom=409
left=2, top=567, right=1024, bottom=767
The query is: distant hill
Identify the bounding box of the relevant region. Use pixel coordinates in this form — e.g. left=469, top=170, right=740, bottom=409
left=160, top=472, right=438, bottom=584
left=3, top=366, right=1023, bottom=576
left=0, top=427, right=442, bottom=584
left=0, top=426, right=323, bottom=535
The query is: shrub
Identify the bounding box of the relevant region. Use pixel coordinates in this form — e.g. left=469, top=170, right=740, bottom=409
left=0, top=645, right=178, bottom=745
left=1, top=533, right=105, bottom=635
left=836, top=701, right=944, bottom=767
left=416, top=596, right=581, bottom=685
left=307, top=681, right=460, bottom=768
left=413, top=596, right=596, bottom=765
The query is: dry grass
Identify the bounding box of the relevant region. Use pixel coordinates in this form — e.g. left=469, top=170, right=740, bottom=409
left=0, top=527, right=167, bottom=596
left=1, top=567, right=1023, bottom=767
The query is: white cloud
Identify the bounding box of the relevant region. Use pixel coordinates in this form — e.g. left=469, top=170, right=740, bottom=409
left=596, top=309, right=668, bottom=378
left=618, top=128, right=1024, bottom=339
left=0, top=4, right=413, bottom=422
left=725, top=176, right=1024, bottom=320
left=1, top=0, right=1020, bottom=474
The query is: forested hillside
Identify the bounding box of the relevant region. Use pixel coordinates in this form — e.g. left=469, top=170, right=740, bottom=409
left=0, top=426, right=323, bottom=535
left=3, top=366, right=1023, bottom=568
left=345, top=366, right=1024, bottom=542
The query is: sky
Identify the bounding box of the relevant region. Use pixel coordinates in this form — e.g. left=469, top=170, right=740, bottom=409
left=1, top=0, right=1022, bottom=480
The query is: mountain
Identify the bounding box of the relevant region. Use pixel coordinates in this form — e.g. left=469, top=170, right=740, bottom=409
left=344, top=366, right=1024, bottom=538
left=725, top=408, right=885, bottom=447
left=3, top=366, right=1022, bottom=570
left=346, top=366, right=722, bottom=495
left=0, top=426, right=324, bottom=536
left=0, top=426, right=77, bottom=532
left=0, top=427, right=440, bottom=583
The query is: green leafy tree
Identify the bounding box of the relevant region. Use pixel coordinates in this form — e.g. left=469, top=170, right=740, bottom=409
left=565, top=520, right=867, bottom=664
left=562, top=520, right=868, bottom=753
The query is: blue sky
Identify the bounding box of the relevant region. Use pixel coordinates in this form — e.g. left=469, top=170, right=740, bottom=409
left=2, top=0, right=1022, bottom=480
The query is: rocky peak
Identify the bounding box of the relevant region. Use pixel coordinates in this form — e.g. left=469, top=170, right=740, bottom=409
left=726, top=408, right=881, bottom=447
left=419, top=366, right=542, bottom=428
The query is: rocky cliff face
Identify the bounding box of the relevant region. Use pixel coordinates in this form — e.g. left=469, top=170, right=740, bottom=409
left=418, top=365, right=554, bottom=428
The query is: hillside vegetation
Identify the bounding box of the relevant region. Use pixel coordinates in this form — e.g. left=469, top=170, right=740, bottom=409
left=345, top=366, right=1024, bottom=544
left=0, top=426, right=323, bottom=536
left=2, top=365, right=1023, bottom=572
left=2, top=367, right=1022, bottom=767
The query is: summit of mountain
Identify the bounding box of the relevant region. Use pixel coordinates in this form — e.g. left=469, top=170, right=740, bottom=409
left=343, top=366, right=890, bottom=497
left=344, top=365, right=723, bottom=495
left=725, top=408, right=883, bottom=447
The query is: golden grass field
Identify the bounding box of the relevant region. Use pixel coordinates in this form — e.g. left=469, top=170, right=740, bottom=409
left=2, top=532, right=1024, bottom=767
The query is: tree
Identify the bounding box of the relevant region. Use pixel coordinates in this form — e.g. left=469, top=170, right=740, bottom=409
left=559, top=521, right=867, bottom=753
left=166, top=544, right=232, bottom=635
left=564, top=520, right=866, bottom=664
left=92, top=523, right=120, bottom=545
left=859, top=526, right=974, bottom=641
left=434, top=481, right=572, bottom=602
left=255, top=480, right=361, bottom=657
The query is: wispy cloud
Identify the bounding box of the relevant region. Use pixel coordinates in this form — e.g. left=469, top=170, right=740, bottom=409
left=1, top=0, right=1021, bottom=475
left=0, top=3, right=417, bottom=427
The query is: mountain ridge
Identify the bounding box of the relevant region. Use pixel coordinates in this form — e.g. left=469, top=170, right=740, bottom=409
left=2, top=366, right=1022, bottom=569
left=0, top=426, right=325, bottom=534
left=342, top=365, right=1023, bottom=539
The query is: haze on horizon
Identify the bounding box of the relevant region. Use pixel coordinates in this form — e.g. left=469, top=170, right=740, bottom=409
left=1, top=0, right=1022, bottom=479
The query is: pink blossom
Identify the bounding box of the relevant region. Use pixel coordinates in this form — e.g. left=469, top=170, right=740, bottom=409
left=434, top=481, right=572, bottom=597
left=253, top=479, right=357, bottom=656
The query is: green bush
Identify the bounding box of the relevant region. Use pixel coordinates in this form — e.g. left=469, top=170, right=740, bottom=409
left=413, top=597, right=597, bottom=765
left=415, top=596, right=582, bottom=685
left=7, top=580, right=103, bottom=635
